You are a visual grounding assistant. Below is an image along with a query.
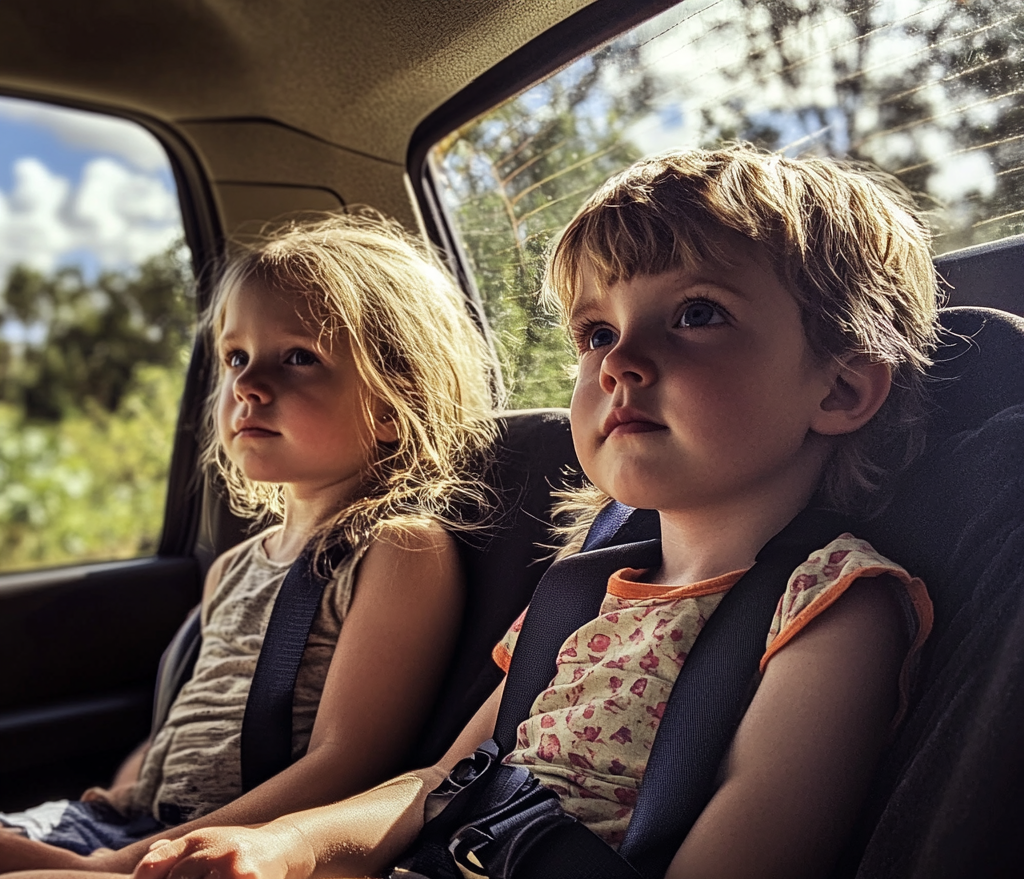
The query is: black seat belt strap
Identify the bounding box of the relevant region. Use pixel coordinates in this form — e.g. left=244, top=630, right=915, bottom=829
left=494, top=506, right=850, bottom=879
left=394, top=506, right=849, bottom=878
left=618, top=507, right=852, bottom=877
left=240, top=540, right=349, bottom=792
left=580, top=503, right=660, bottom=552
left=494, top=535, right=662, bottom=751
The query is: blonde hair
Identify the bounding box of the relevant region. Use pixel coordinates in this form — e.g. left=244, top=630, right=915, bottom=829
left=545, top=144, right=941, bottom=554
left=200, top=211, right=498, bottom=550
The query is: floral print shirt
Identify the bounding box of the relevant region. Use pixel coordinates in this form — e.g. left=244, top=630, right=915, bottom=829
left=492, top=533, right=932, bottom=847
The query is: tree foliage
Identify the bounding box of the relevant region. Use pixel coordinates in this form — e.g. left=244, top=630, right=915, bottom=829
left=435, top=46, right=657, bottom=407
left=0, top=246, right=193, bottom=421
left=435, top=0, right=1022, bottom=409
left=0, top=247, right=193, bottom=571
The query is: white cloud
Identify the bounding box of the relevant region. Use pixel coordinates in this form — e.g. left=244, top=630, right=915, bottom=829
left=0, top=155, right=183, bottom=282
left=929, top=151, right=997, bottom=203
left=0, top=97, right=169, bottom=172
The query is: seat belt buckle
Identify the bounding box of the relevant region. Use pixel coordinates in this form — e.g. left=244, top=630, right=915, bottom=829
left=424, top=739, right=501, bottom=822
left=449, top=825, right=493, bottom=875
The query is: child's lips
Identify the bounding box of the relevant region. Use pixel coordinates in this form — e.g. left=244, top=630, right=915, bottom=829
left=235, top=423, right=280, bottom=438
left=610, top=420, right=664, bottom=436
left=603, top=409, right=666, bottom=438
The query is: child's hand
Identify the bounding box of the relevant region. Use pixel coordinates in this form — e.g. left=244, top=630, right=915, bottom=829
left=81, top=783, right=135, bottom=814
left=132, top=826, right=310, bottom=879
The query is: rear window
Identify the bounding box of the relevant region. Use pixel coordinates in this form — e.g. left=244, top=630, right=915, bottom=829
left=429, top=0, right=1023, bottom=407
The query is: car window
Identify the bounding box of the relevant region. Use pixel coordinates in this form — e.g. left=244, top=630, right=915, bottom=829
left=429, top=0, right=1022, bottom=408
left=0, top=97, right=194, bottom=573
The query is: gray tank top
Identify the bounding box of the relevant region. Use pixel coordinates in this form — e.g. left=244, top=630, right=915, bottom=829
left=132, top=529, right=362, bottom=820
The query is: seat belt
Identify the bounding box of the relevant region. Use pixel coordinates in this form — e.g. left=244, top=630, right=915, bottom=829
left=151, top=603, right=202, bottom=736
left=617, top=507, right=851, bottom=878
left=240, top=539, right=350, bottom=793
left=580, top=502, right=659, bottom=552
left=393, top=504, right=849, bottom=879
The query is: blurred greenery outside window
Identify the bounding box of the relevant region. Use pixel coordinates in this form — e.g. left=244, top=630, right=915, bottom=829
left=430, top=0, right=1024, bottom=409
left=0, top=98, right=194, bottom=573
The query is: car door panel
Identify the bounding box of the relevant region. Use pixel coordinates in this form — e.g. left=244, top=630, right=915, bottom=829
left=0, top=556, right=200, bottom=809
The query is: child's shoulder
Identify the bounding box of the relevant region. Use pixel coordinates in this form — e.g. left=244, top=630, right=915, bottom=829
left=369, top=517, right=457, bottom=555
left=202, top=527, right=280, bottom=603
left=355, top=518, right=463, bottom=598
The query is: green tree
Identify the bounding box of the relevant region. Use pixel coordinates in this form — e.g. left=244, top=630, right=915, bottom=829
left=435, top=46, right=657, bottom=407
left=0, top=246, right=194, bottom=571
left=696, top=0, right=1024, bottom=251
left=0, top=244, right=193, bottom=420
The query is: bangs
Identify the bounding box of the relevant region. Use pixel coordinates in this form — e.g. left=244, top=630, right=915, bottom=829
left=543, top=171, right=751, bottom=319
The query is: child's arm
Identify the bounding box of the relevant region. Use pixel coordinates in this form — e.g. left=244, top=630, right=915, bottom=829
left=69, top=524, right=466, bottom=875
left=665, top=575, right=907, bottom=879
left=79, top=739, right=151, bottom=813
left=133, top=679, right=506, bottom=879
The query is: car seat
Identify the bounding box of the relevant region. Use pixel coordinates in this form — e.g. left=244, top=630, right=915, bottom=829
left=832, top=305, right=1024, bottom=878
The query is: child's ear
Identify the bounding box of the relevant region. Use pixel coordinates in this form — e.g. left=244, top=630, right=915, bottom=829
left=811, top=355, right=892, bottom=437
left=371, top=406, right=400, bottom=444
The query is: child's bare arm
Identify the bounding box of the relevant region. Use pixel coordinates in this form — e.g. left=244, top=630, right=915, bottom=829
left=666, top=575, right=906, bottom=879
left=80, top=740, right=151, bottom=814
left=132, top=680, right=505, bottom=879
left=75, top=525, right=467, bottom=874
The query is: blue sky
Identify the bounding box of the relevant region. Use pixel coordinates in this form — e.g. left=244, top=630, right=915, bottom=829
left=0, top=96, right=183, bottom=284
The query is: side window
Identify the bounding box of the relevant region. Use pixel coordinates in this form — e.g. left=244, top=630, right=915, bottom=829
left=429, top=0, right=1023, bottom=408
left=0, top=97, right=194, bottom=573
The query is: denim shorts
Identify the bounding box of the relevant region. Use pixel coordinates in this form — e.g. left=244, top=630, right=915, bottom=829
left=0, top=799, right=165, bottom=855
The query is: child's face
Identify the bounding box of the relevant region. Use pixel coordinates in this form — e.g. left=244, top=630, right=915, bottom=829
left=216, top=282, right=379, bottom=498
left=568, top=236, right=837, bottom=520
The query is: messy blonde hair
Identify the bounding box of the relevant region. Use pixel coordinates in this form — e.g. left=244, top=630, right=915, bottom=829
left=545, top=144, right=941, bottom=554
left=200, top=211, right=498, bottom=550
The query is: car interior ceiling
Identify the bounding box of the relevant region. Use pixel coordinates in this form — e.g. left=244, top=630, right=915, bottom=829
left=0, top=0, right=1022, bottom=873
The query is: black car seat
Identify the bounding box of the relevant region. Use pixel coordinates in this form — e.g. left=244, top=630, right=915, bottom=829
left=833, top=305, right=1024, bottom=879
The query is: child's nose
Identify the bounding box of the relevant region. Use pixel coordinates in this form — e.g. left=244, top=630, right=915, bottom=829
left=599, top=336, right=656, bottom=392
left=233, top=365, right=273, bottom=403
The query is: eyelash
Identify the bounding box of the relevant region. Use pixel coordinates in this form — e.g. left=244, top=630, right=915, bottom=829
left=569, top=320, right=608, bottom=354
left=569, top=297, right=729, bottom=353
left=676, top=297, right=729, bottom=328
left=222, top=348, right=320, bottom=369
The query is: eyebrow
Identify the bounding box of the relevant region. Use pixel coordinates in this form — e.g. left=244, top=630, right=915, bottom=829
left=567, top=296, right=604, bottom=326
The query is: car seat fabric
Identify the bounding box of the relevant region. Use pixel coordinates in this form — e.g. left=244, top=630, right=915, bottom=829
left=408, top=409, right=581, bottom=767
left=831, top=307, right=1024, bottom=878
left=151, top=605, right=201, bottom=736
left=935, top=234, right=1024, bottom=317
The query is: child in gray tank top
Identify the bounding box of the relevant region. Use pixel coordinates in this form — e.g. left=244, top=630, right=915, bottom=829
left=0, top=212, right=497, bottom=874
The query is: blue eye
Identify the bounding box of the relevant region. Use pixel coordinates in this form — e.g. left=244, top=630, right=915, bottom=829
left=227, top=350, right=247, bottom=368
left=286, top=348, right=319, bottom=366
left=589, top=327, right=617, bottom=349
left=678, top=301, right=725, bottom=328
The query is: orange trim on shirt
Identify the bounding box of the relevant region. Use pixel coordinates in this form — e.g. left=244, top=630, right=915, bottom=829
left=493, top=640, right=513, bottom=673
left=608, top=567, right=746, bottom=601
left=759, top=566, right=933, bottom=727
left=490, top=568, right=744, bottom=673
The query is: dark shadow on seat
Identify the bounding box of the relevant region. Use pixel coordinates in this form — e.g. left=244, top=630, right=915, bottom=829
left=408, top=408, right=579, bottom=766
left=831, top=306, right=1024, bottom=878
